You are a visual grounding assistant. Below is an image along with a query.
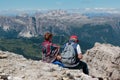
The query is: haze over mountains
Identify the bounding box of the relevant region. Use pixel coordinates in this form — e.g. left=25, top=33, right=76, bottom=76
left=0, top=8, right=120, bottom=16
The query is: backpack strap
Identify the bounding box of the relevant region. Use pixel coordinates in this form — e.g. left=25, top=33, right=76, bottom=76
left=65, top=42, right=77, bottom=53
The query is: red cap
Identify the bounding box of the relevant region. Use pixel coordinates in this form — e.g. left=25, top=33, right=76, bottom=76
left=70, top=35, right=78, bottom=39
left=70, top=35, right=79, bottom=42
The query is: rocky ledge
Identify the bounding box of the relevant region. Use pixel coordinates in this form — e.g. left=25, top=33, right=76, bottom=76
left=0, top=42, right=120, bottom=80
left=0, top=51, right=97, bottom=80
left=83, top=42, right=120, bottom=80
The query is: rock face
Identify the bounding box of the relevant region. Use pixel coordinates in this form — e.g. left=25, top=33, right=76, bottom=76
left=0, top=50, right=97, bottom=80
left=0, top=10, right=120, bottom=38
left=83, top=43, right=120, bottom=80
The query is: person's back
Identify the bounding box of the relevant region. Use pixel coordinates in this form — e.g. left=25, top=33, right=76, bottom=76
left=42, top=40, right=57, bottom=62
left=60, top=35, right=89, bottom=75
left=41, top=32, right=59, bottom=63
left=61, top=40, right=79, bottom=67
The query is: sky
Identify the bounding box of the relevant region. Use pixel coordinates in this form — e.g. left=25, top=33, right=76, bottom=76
left=0, top=0, right=120, bottom=10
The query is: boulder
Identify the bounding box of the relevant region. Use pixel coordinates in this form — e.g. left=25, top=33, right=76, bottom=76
left=83, top=42, right=120, bottom=80
left=0, top=52, right=8, bottom=59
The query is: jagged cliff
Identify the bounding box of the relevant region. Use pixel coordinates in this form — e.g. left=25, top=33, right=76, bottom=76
left=0, top=50, right=97, bottom=80
left=0, top=10, right=120, bottom=38
left=0, top=10, right=120, bottom=49
left=83, top=42, right=120, bottom=80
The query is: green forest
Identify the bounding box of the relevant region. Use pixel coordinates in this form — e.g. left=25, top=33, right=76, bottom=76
left=0, top=36, right=68, bottom=60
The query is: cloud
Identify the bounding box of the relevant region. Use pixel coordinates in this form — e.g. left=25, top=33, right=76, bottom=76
left=84, top=8, right=120, bottom=14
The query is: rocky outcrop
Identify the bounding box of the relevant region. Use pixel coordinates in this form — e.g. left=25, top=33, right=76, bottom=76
left=0, top=42, right=120, bottom=80
left=83, top=43, right=120, bottom=80
left=0, top=50, right=98, bottom=80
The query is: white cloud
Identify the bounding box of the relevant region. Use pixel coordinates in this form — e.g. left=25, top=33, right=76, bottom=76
left=84, top=8, right=120, bottom=14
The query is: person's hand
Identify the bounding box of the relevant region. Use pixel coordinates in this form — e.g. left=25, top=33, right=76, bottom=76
left=56, top=45, right=60, bottom=49
left=52, top=44, right=60, bottom=48
left=56, top=55, right=62, bottom=60
left=78, top=54, right=83, bottom=59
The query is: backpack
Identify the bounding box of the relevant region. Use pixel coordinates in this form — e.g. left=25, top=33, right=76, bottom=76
left=61, top=42, right=77, bottom=66
left=42, top=41, right=59, bottom=63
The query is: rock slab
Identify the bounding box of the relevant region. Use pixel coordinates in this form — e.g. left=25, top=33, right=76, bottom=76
left=0, top=50, right=98, bottom=80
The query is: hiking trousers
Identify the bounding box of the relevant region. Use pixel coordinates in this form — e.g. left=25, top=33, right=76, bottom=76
left=52, top=60, right=64, bottom=67
left=78, top=61, right=89, bottom=75
left=66, top=61, right=89, bottom=75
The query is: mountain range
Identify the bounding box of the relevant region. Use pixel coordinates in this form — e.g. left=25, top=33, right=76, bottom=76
left=0, top=9, right=120, bottom=57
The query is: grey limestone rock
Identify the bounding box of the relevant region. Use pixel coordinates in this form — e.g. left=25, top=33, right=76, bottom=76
left=83, top=42, right=120, bottom=80
left=0, top=50, right=98, bottom=80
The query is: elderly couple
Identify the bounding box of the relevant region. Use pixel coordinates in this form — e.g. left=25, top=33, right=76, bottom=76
left=41, top=32, right=89, bottom=75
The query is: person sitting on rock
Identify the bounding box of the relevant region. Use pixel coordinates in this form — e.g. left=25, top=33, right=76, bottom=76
left=60, top=35, right=89, bottom=74
left=41, top=32, right=64, bottom=67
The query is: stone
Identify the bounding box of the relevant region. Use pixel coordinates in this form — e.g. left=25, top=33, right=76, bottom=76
left=0, top=53, right=8, bottom=59
left=83, top=43, right=120, bottom=80
left=0, top=50, right=98, bottom=80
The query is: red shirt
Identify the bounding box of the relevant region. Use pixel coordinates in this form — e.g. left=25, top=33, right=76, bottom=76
left=41, top=40, right=59, bottom=63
